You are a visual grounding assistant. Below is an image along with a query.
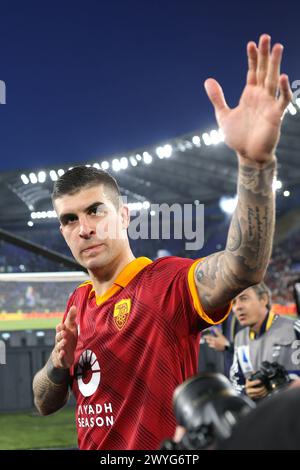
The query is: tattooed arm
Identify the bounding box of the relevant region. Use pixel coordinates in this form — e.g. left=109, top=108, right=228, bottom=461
left=33, top=306, right=78, bottom=415
left=196, top=34, right=292, bottom=314
left=33, top=354, right=70, bottom=415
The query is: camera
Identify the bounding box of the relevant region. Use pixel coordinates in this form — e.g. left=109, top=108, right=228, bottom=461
left=249, top=361, right=291, bottom=393
left=160, top=373, right=255, bottom=450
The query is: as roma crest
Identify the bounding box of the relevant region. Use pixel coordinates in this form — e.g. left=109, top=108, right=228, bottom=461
left=113, top=299, right=131, bottom=330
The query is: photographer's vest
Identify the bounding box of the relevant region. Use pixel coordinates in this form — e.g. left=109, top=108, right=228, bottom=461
left=234, top=313, right=300, bottom=380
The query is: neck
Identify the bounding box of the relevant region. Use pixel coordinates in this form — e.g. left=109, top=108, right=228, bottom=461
left=251, top=309, right=269, bottom=335
left=89, top=248, right=135, bottom=296
left=88, top=246, right=135, bottom=297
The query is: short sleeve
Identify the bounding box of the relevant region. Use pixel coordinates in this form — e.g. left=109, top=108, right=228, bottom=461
left=147, top=257, right=231, bottom=338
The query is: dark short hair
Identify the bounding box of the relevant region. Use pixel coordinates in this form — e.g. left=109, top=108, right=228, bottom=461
left=251, top=282, right=272, bottom=310
left=52, top=165, right=121, bottom=208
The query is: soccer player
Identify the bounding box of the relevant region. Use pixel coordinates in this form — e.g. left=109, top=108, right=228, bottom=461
left=33, top=34, right=292, bottom=449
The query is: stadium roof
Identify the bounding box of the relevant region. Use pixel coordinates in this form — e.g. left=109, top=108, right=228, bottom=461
left=1, top=108, right=300, bottom=228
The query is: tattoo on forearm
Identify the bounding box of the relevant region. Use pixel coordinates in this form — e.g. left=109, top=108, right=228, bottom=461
left=46, top=355, right=70, bottom=385
left=226, top=212, right=242, bottom=251
left=196, top=159, right=276, bottom=312
left=33, top=357, right=70, bottom=415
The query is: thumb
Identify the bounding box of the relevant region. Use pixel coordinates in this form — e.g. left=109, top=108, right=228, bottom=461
left=204, top=78, right=230, bottom=119
left=64, top=305, right=77, bottom=329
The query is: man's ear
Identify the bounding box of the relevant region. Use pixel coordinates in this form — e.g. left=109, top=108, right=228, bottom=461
left=260, top=292, right=269, bottom=309
left=121, top=205, right=130, bottom=229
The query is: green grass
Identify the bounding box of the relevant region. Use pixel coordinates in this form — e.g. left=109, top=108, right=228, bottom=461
left=0, top=407, right=77, bottom=450
left=0, top=318, right=59, bottom=331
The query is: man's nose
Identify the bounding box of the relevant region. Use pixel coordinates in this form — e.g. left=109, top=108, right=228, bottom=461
left=233, top=300, right=241, bottom=311
left=78, top=217, right=95, bottom=238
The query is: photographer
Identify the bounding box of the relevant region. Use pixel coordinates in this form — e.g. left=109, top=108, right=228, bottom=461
left=230, top=282, right=300, bottom=400
left=220, top=380, right=300, bottom=450
left=200, top=311, right=242, bottom=378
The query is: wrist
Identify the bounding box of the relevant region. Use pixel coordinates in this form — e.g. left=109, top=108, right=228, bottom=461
left=237, top=154, right=277, bottom=169
left=47, top=353, right=69, bottom=385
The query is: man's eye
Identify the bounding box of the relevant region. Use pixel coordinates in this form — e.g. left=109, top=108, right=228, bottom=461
left=93, top=207, right=106, bottom=216
left=66, top=216, right=77, bottom=224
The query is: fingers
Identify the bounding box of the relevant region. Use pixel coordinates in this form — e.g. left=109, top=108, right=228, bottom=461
left=265, top=43, right=283, bottom=96
left=56, top=322, right=66, bottom=333
left=213, top=328, right=222, bottom=336
left=246, top=379, right=261, bottom=388
left=278, top=74, right=293, bottom=112
left=248, top=34, right=287, bottom=99
left=204, top=78, right=230, bottom=119
left=64, top=305, right=77, bottom=329
left=205, top=337, right=214, bottom=347
left=246, top=41, right=258, bottom=86
left=257, top=34, right=270, bottom=86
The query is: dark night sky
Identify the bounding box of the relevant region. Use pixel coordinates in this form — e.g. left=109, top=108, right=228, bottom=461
left=0, top=0, right=299, bottom=171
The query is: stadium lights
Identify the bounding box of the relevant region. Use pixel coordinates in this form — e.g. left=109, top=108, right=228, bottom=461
left=29, top=172, right=38, bottom=184
left=210, top=130, right=222, bottom=145
left=156, top=144, right=173, bottom=159
left=30, top=202, right=151, bottom=221
left=21, top=108, right=299, bottom=187
left=37, top=171, right=46, bottom=183
left=272, top=178, right=282, bottom=192
left=143, top=152, right=152, bottom=164
left=101, top=161, right=110, bottom=170
left=120, top=157, right=128, bottom=170
left=129, top=156, right=138, bottom=167
left=192, top=136, right=201, bottom=147
left=112, top=159, right=121, bottom=172
left=21, top=174, right=29, bottom=184
left=202, top=133, right=212, bottom=146
left=31, top=211, right=57, bottom=220
left=219, top=195, right=238, bottom=215
left=49, top=170, right=58, bottom=181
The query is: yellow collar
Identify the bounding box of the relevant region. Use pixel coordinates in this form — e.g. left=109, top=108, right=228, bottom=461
left=89, top=257, right=152, bottom=306
left=249, top=311, right=275, bottom=340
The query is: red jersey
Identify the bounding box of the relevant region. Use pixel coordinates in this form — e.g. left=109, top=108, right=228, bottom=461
left=66, top=256, right=230, bottom=450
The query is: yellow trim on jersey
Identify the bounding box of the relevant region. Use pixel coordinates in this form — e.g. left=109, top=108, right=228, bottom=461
left=77, top=280, right=93, bottom=289
left=89, top=257, right=153, bottom=306
left=187, top=259, right=232, bottom=325
left=95, top=284, right=124, bottom=306
left=114, top=257, right=152, bottom=288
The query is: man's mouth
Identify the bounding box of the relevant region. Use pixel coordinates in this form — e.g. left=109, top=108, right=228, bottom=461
left=81, top=244, right=104, bottom=253
left=238, top=314, right=247, bottom=321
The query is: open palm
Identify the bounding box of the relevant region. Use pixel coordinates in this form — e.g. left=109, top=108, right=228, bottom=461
left=205, top=35, right=292, bottom=163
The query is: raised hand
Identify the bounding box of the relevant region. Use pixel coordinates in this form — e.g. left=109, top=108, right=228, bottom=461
left=52, top=305, right=78, bottom=369
left=205, top=328, right=229, bottom=352
left=205, top=34, right=293, bottom=164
